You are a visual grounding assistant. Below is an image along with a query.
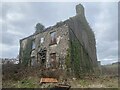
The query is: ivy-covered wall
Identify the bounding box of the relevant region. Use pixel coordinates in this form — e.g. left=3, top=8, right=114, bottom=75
left=65, top=28, right=94, bottom=78
left=20, top=38, right=32, bottom=66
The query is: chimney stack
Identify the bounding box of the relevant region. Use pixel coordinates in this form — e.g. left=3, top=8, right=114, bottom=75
left=76, top=4, right=85, bottom=17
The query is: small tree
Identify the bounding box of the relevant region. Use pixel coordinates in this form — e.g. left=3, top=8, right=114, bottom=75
left=35, top=23, right=45, bottom=34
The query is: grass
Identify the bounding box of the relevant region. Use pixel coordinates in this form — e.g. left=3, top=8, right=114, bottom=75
left=3, top=75, right=118, bottom=88
left=3, top=76, right=40, bottom=88
left=2, top=63, right=119, bottom=88
left=69, top=75, right=118, bottom=88
left=3, top=76, right=57, bottom=88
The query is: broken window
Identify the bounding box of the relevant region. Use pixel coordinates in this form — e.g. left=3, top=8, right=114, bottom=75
left=38, top=48, right=47, bottom=64
left=50, top=53, right=57, bottom=68
left=32, top=40, right=35, bottom=49
left=40, top=37, right=44, bottom=43
left=50, top=31, right=57, bottom=45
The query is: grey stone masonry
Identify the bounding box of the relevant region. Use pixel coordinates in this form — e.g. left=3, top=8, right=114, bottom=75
left=19, top=4, right=98, bottom=74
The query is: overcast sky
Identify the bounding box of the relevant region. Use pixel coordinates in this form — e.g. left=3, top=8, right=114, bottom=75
left=1, top=2, right=118, bottom=65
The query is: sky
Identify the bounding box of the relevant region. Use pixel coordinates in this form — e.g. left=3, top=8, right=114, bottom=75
left=1, top=2, right=118, bottom=65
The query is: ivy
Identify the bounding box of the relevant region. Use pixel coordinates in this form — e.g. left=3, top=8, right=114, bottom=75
left=68, top=28, right=94, bottom=78
left=35, top=23, right=45, bottom=34
left=65, top=48, right=71, bottom=69
left=21, top=38, right=32, bottom=66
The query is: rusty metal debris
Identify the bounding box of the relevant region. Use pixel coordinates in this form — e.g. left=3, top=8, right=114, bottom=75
left=40, top=78, right=58, bottom=83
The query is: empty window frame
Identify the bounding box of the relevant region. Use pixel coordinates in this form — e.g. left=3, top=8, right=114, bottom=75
left=32, top=40, right=35, bottom=49
left=49, top=53, right=57, bottom=68
left=50, top=31, right=57, bottom=45
left=40, top=37, right=44, bottom=43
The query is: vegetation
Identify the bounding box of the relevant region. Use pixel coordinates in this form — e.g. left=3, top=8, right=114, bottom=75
left=65, top=48, right=71, bottom=74
left=2, top=62, right=119, bottom=88
left=35, top=23, right=45, bottom=34
left=68, top=29, right=94, bottom=78
left=20, top=38, right=32, bottom=66
left=101, top=63, right=118, bottom=76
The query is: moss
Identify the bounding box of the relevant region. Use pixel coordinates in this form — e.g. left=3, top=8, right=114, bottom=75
left=21, top=38, right=32, bottom=66
left=71, top=39, right=82, bottom=78
left=68, top=28, right=94, bottom=78
left=65, top=48, right=71, bottom=69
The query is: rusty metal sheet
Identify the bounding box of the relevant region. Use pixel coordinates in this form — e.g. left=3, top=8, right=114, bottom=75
left=40, top=78, right=58, bottom=83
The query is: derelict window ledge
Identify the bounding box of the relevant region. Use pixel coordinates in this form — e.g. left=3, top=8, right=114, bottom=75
left=49, top=43, right=57, bottom=46
left=31, top=49, right=35, bottom=51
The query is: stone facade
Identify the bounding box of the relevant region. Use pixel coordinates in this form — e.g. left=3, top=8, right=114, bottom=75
left=19, top=4, right=98, bottom=75
left=20, top=23, right=69, bottom=68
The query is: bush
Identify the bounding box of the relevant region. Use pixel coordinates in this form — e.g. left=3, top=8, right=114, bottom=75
left=39, top=68, right=63, bottom=79
left=101, top=64, right=118, bottom=76
left=3, top=63, right=25, bottom=81
left=2, top=63, right=63, bottom=81
left=2, top=63, right=40, bottom=81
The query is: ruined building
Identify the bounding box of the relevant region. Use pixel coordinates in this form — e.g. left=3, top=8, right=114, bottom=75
left=19, top=4, right=98, bottom=76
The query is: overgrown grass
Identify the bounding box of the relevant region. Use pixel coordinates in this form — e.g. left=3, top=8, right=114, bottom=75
left=3, top=75, right=118, bottom=88
left=69, top=75, right=118, bottom=88
left=2, top=63, right=119, bottom=88
left=101, top=63, right=118, bottom=76
left=2, top=63, right=62, bottom=88
left=3, top=76, right=41, bottom=88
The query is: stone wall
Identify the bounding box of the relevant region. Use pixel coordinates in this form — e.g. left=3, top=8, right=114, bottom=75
left=19, top=24, right=69, bottom=68
left=66, top=4, right=98, bottom=68
left=61, top=4, right=98, bottom=76
left=19, top=4, right=98, bottom=76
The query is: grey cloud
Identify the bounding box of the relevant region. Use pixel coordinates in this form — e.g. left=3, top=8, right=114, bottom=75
left=101, top=59, right=117, bottom=65
left=2, top=2, right=78, bottom=58
left=2, top=30, right=20, bottom=45
left=87, top=2, right=118, bottom=64
left=83, top=2, right=103, bottom=26
left=2, top=45, right=19, bottom=58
